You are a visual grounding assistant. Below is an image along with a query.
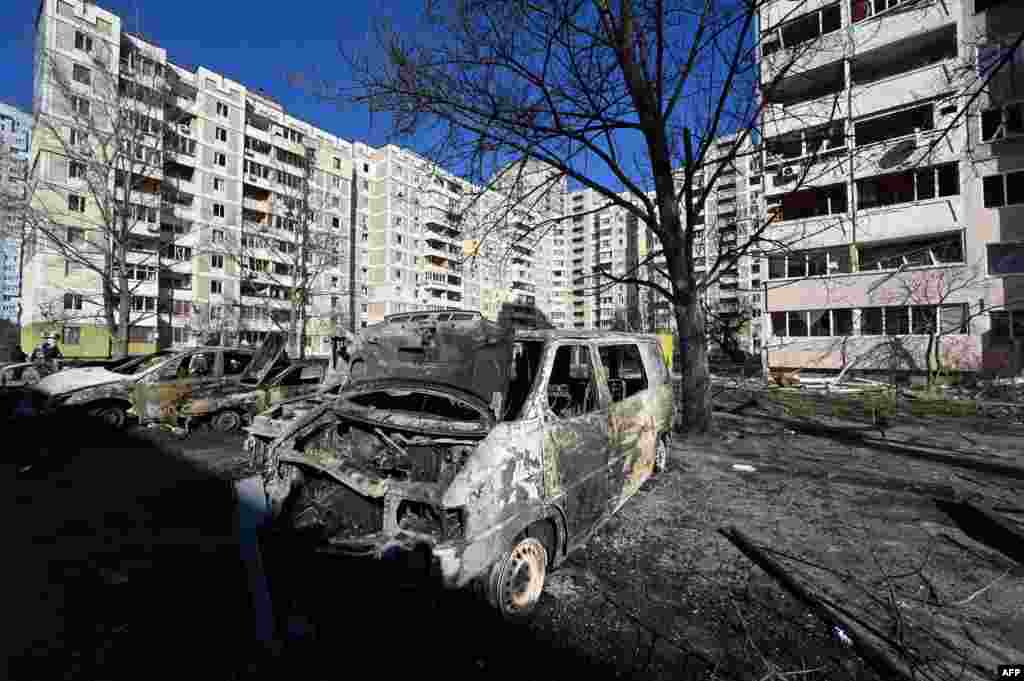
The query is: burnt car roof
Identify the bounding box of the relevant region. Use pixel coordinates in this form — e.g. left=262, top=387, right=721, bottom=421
left=513, top=329, right=663, bottom=342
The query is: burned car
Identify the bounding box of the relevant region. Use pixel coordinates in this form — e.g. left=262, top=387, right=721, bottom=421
left=176, top=334, right=325, bottom=433
left=255, top=310, right=674, bottom=617
left=32, top=346, right=255, bottom=429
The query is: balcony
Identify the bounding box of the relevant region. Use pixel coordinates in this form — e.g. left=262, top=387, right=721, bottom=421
left=855, top=197, right=961, bottom=243
left=244, top=197, right=271, bottom=213
left=849, top=0, right=953, bottom=57
left=850, top=62, right=955, bottom=122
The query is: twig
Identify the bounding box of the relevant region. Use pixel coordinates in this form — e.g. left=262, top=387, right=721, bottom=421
left=948, top=568, right=1012, bottom=607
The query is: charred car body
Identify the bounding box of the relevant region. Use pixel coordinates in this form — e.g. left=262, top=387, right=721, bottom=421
left=253, top=310, right=674, bottom=617
left=172, top=333, right=329, bottom=433
left=31, top=346, right=255, bottom=429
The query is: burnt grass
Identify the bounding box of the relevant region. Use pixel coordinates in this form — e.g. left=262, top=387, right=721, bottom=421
left=7, top=390, right=1024, bottom=680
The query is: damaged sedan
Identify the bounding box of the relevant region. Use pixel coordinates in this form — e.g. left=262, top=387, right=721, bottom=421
left=255, top=310, right=674, bottom=617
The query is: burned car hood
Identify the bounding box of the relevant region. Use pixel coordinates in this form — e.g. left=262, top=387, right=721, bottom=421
left=333, top=379, right=495, bottom=438
left=35, top=367, right=127, bottom=396
left=354, top=312, right=513, bottom=408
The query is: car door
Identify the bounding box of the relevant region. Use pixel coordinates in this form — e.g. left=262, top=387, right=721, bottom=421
left=540, top=342, right=612, bottom=545
left=599, top=341, right=659, bottom=514
left=134, top=349, right=221, bottom=425
left=261, top=364, right=323, bottom=411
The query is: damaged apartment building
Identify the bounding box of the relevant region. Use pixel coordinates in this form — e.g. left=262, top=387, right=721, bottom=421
left=757, top=0, right=1024, bottom=376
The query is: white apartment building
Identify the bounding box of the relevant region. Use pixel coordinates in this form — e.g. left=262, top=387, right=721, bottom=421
left=757, top=0, right=1024, bottom=376
left=0, top=102, right=32, bottom=325
left=22, top=1, right=571, bottom=357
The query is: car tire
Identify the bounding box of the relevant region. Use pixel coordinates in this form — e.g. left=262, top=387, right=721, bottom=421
left=91, top=404, right=127, bottom=430
left=655, top=436, right=669, bottom=473
left=486, top=534, right=548, bottom=619
left=211, top=410, right=242, bottom=433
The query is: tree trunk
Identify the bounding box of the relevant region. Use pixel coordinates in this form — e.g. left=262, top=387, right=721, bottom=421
left=116, top=287, right=130, bottom=359
left=675, top=298, right=711, bottom=433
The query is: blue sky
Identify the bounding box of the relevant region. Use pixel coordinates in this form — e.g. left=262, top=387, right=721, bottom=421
left=0, top=0, right=418, bottom=147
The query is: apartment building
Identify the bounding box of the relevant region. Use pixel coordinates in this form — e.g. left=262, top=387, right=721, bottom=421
left=0, top=102, right=32, bottom=325
left=23, top=0, right=365, bottom=357
left=757, top=0, right=1024, bottom=375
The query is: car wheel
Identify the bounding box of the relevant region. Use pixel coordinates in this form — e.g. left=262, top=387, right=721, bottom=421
left=91, top=404, right=127, bottom=429
left=655, top=436, right=669, bottom=473
left=211, top=410, right=242, bottom=433
left=488, top=535, right=548, bottom=619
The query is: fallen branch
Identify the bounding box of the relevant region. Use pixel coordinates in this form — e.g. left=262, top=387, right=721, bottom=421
left=933, top=499, right=1024, bottom=566
left=718, top=526, right=919, bottom=681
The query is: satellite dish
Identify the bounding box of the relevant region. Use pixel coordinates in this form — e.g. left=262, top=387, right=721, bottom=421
left=877, top=138, right=917, bottom=170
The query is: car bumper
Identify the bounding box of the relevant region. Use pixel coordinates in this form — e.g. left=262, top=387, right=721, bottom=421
left=315, top=531, right=468, bottom=589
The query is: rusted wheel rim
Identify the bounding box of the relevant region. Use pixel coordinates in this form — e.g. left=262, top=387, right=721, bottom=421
left=501, top=537, right=547, bottom=615
left=213, top=411, right=241, bottom=432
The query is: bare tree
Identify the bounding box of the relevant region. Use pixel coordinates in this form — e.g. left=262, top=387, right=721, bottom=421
left=327, top=0, right=870, bottom=431
left=26, top=35, right=193, bottom=357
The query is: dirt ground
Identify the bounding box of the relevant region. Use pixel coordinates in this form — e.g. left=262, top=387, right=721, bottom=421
left=7, top=390, right=1024, bottom=680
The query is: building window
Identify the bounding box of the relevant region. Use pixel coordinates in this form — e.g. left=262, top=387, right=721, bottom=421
left=70, top=96, right=90, bottom=116
left=212, top=229, right=225, bottom=243
left=74, top=31, right=93, bottom=53
left=987, top=242, right=1024, bottom=275
left=72, top=64, right=91, bottom=86
left=982, top=170, right=1024, bottom=208
left=210, top=279, right=223, bottom=294
left=213, top=203, right=225, bottom=218
left=334, top=157, right=341, bottom=170
left=67, top=227, right=85, bottom=243
left=216, top=127, right=227, bottom=143
left=211, top=254, right=224, bottom=269
left=214, top=152, right=226, bottom=167
left=852, top=0, right=914, bottom=22
left=69, top=161, right=86, bottom=179
left=856, top=164, right=959, bottom=209
left=941, top=304, right=968, bottom=334
left=213, top=177, right=224, bottom=191
left=768, top=183, right=847, bottom=221
left=68, top=194, right=86, bottom=213
left=981, top=101, right=1024, bottom=143
left=69, top=129, right=88, bottom=146
left=855, top=103, right=934, bottom=147
left=861, top=307, right=884, bottom=335
left=787, top=311, right=808, bottom=336
left=859, top=233, right=964, bottom=270
left=63, top=327, right=81, bottom=345
left=63, top=293, right=83, bottom=310
left=885, top=307, right=910, bottom=335
left=834, top=309, right=854, bottom=335
left=216, top=102, right=229, bottom=117
left=762, top=3, right=841, bottom=56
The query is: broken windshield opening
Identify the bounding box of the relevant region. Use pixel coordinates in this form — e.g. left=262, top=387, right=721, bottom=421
left=345, top=390, right=482, bottom=421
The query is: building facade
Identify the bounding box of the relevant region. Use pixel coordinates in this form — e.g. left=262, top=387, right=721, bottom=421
left=0, top=101, right=32, bottom=325
left=757, top=0, right=1023, bottom=375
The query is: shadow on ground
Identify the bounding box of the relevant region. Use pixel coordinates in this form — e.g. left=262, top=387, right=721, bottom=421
left=6, top=400, right=637, bottom=681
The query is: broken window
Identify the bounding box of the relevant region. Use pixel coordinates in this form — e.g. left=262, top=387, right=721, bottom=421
left=771, top=311, right=787, bottom=336
left=861, top=307, right=883, bottom=335
left=855, top=103, right=934, bottom=147
left=987, top=242, right=1024, bottom=275
left=885, top=307, right=910, bottom=335
left=834, top=309, right=854, bottom=335
left=912, top=306, right=937, bottom=334
left=764, top=3, right=841, bottom=56
left=787, top=311, right=808, bottom=336
left=809, top=309, right=831, bottom=336
left=981, top=102, right=1024, bottom=142
left=859, top=234, right=963, bottom=270
left=546, top=344, right=600, bottom=417
left=774, top=183, right=848, bottom=221
left=505, top=340, right=544, bottom=420
left=598, top=344, right=648, bottom=403
left=223, top=351, right=252, bottom=376
left=990, top=311, right=1011, bottom=339
left=983, top=170, right=1024, bottom=208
